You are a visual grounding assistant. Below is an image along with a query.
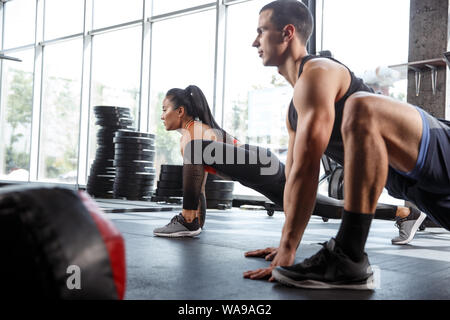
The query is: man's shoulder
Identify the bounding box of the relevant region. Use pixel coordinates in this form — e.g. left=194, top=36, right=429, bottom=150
left=302, top=57, right=343, bottom=76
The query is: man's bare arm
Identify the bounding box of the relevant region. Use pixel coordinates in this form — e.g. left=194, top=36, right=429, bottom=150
left=280, top=65, right=337, bottom=252
left=244, top=61, right=341, bottom=281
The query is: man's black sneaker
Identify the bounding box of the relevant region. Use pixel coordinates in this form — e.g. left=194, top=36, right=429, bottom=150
left=272, top=238, right=375, bottom=290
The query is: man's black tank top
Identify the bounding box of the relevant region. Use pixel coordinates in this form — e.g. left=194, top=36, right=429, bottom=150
left=288, top=55, right=373, bottom=165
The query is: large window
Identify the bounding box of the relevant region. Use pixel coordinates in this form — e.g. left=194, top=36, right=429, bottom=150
left=0, top=50, right=34, bottom=181
left=0, top=0, right=411, bottom=193
left=88, top=26, right=143, bottom=170
left=320, top=0, right=410, bottom=101
left=38, top=40, right=83, bottom=183
left=149, top=10, right=216, bottom=174
left=93, top=0, right=143, bottom=29
left=152, top=0, right=213, bottom=16
left=44, top=0, right=84, bottom=40
left=224, top=0, right=291, bottom=152
left=3, top=0, right=36, bottom=49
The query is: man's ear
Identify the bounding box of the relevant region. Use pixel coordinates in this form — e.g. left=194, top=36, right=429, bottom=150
left=282, top=24, right=296, bottom=42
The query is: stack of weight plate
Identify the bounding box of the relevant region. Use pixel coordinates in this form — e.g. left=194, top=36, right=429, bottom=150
left=87, top=106, right=135, bottom=198
left=205, top=173, right=234, bottom=209
left=152, top=165, right=183, bottom=201
left=112, top=130, right=156, bottom=200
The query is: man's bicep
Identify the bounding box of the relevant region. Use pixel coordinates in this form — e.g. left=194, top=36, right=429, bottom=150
left=291, top=83, right=336, bottom=165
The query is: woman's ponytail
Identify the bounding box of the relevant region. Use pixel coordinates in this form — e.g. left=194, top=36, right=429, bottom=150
left=184, top=85, right=236, bottom=143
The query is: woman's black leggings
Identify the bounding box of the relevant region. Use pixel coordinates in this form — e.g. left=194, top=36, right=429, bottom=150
left=182, top=140, right=399, bottom=220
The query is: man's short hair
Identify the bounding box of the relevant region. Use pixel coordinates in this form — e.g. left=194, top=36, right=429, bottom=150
left=260, top=0, right=313, bottom=45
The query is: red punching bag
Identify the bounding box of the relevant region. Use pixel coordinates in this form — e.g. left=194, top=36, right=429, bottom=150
left=0, top=185, right=126, bottom=299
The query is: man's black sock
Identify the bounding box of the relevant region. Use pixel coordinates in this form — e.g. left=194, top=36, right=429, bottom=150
left=335, top=210, right=373, bottom=262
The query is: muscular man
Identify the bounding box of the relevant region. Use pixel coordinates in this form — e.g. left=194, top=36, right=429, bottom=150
left=244, top=0, right=450, bottom=289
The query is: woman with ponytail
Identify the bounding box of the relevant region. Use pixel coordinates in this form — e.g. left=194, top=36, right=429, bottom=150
left=153, top=85, right=286, bottom=237
left=153, top=85, right=422, bottom=248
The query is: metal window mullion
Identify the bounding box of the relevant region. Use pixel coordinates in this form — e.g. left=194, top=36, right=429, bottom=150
left=39, top=33, right=84, bottom=47
left=138, top=0, right=150, bottom=132
left=88, top=19, right=143, bottom=36
left=145, top=19, right=153, bottom=132
left=29, top=0, right=44, bottom=181
left=220, top=3, right=229, bottom=129
left=148, top=2, right=216, bottom=23
left=213, top=0, right=226, bottom=123
left=76, top=0, right=93, bottom=187
left=29, top=44, right=43, bottom=181
left=223, top=0, right=254, bottom=7
left=0, top=44, right=35, bottom=54
left=1, top=1, right=4, bottom=50
left=0, top=3, right=4, bottom=177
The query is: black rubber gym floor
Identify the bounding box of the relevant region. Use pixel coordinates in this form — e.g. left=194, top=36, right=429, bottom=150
left=98, top=199, right=450, bottom=300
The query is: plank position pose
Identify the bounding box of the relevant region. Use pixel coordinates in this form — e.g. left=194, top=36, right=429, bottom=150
left=152, top=85, right=425, bottom=247
left=242, top=0, right=450, bottom=289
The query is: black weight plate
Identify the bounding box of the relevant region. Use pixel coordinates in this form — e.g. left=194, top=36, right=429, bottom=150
left=113, top=136, right=155, bottom=145
left=93, top=110, right=131, bottom=117
left=206, top=173, right=224, bottom=182
left=94, top=114, right=132, bottom=120
left=114, top=174, right=156, bottom=181
left=114, top=154, right=155, bottom=163
left=97, top=126, right=135, bottom=132
left=87, top=175, right=115, bottom=181
left=328, top=167, right=344, bottom=200
left=96, top=132, right=123, bottom=139
left=114, top=181, right=155, bottom=189
left=95, top=141, right=116, bottom=148
left=94, top=113, right=132, bottom=120
left=87, top=185, right=114, bottom=192
left=91, top=160, right=114, bottom=171
left=95, top=151, right=115, bottom=159
left=95, top=119, right=134, bottom=127
left=159, top=172, right=183, bottom=182
left=115, top=148, right=155, bottom=156
left=115, top=166, right=155, bottom=174
left=113, top=191, right=154, bottom=198
left=87, top=184, right=114, bottom=191
left=114, top=185, right=154, bottom=193
left=95, top=146, right=115, bottom=153
left=206, top=199, right=232, bottom=209
left=115, top=152, right=155, bottom=160
left=206, top=190, right=234, bottom=201
left=205, top=180, right=234, bottom=191
left=97, top=131, right=122, bottom=138
left=114, top=177, right=155, bottom=185
left=114, top=144, right=155, bottom=152
left=87, top=180, right=115, bottom=188
left=160, top=165, right=183, bottom=174
left=115, top=164, right=154, bottom=171
left=116, top=130, right=155, bottom=139
left=114, top=195, right=153, bottom=201
left=90, top=159, right=115, bottom=166
left=157, top=180, right=182, bottom=189
left=113, top=165, right=155, bottom=172
left=156, top=189, right=183, bottom=197
left=88, top=170, right=115, bottom=177
left=113, top=159, right=153, bottom=167
left=94, top=105, right=130, bottom=112
left=89, top=171, right=116, bottom=177
left=114, top=149, right=155, bottom=157
left=115, top=171, right=156, bottom=179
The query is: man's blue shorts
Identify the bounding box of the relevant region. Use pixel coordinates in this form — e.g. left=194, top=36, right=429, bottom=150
left=385, top=106, right=450, bottom=230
